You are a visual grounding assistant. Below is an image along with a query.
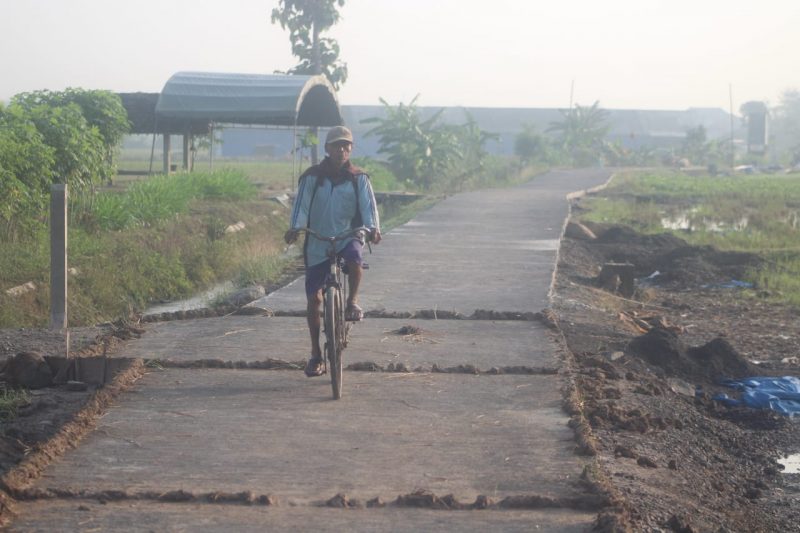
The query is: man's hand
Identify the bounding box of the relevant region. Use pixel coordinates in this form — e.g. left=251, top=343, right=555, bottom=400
left=370, top=228, right=382, bottom=244
left=284, top=229, right=299, bottom=244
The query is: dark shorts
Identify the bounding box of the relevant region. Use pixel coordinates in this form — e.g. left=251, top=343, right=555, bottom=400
left=305, top=240, right=363, bottom=296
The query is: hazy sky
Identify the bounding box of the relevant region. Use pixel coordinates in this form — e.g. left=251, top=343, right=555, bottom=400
left=1, top=0, right=798, bottom=111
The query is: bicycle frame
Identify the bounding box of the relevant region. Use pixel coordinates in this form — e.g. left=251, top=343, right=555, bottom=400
left=296, top=226, right=369, bottom=399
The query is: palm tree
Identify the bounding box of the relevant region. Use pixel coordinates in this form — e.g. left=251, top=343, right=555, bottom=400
left=547, top=101, right=609, bottom=165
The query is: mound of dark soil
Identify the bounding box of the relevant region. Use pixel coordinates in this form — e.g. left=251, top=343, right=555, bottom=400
left=656, top=245, right=762, bottom=286
left=573, top=224, right=763, bottom=289
left=626, top=327, right=757, bottom=384
left=687, top=337, right=755, bottom=380
left=597, top=226, right=686, bottom=250
left=592, top=227, right=687, bottom=276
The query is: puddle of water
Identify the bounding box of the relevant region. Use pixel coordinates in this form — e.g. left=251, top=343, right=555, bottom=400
left=144, top=281, right=234, bottom=315
left=778, top=453, right=800, bottom=474
left=661, top=213, right=693, bottom=231
left=661, top=211, right=749, bottom=233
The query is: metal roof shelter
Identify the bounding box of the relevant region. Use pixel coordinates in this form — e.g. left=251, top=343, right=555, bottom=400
left=136, top=72, right=343, bottom=177
left=155, top=71, right=343, bottom=128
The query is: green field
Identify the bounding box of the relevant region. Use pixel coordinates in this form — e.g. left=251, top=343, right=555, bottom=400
left=580, top=170, right=800, bottom=306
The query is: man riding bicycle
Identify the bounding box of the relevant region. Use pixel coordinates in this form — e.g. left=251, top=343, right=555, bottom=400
left=284, top=126, right=382, bottom=377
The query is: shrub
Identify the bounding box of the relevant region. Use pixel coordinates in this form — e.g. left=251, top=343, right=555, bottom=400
left=0, top=105, right=55, bottom=240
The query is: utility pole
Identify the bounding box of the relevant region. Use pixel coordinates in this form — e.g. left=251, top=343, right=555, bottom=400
left=569, top=79, right=575, bottom=111
left=729, top=84, right=735, bottom=171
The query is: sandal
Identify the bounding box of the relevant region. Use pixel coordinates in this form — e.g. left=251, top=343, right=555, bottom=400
left=304, top=355, right=324, bottom=377
left=345, top=303, right=363, bottom=322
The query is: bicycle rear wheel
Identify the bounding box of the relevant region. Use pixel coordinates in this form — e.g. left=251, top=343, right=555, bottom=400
left=325, top=286, right=343, bottom=399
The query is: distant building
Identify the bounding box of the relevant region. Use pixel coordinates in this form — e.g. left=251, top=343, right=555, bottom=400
left=218, top=105, right=743, bottom=159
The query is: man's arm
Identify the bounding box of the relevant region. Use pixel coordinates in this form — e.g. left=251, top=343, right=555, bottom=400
left=285, top=175, right=313, bottom=244
left=357, top=174, right=381, bottom=244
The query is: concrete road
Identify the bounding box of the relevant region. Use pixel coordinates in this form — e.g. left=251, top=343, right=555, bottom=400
left=255, top=169, right=610, bottom=315
left=8, top=169, right=612, bottom=532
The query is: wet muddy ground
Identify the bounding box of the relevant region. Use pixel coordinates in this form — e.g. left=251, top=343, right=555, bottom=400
left=555, top=221, right=800, bottom=531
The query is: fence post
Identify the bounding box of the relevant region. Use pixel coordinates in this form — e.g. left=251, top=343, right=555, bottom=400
left=50, top=184, right=68, bottom=331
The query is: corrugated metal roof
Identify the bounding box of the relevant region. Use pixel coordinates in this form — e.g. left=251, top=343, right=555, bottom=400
left=154, top=72, right=342, bottom=128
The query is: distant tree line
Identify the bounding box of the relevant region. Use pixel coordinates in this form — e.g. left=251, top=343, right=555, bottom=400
left=0, top=89, right=129, bottom=240
left=769, top=89, right=800, bottom=167
left=513, top=90, right=800, bottom=171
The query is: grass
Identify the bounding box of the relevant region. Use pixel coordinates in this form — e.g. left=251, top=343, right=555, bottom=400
left=580, top=170, right=800, bottom=306
left=117, top=155, right=303, bottom=193
left=92, top=169, right=257, bottom=230
left=1, top=151, right=540, bottom=327
left=0, top=388, right=30, bottom=421
left=0, top=197, right=289, bottom=327
left=233, top=248, right=295, bottom=288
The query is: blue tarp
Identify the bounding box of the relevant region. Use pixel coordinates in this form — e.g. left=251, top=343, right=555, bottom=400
left=714, top=376, right=800, bottom=416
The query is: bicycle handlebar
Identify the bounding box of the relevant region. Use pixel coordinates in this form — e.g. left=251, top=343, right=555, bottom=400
left=295, top=226, right=372, bottom=243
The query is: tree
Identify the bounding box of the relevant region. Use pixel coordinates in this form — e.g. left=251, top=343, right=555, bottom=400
left=272, top=0, right=348, bottom=164
left=271, top=0, right=348, bottom=89
left=362, top=96, right=460, bottom=189
left=514, top=124, right=544, bottom=165
left=547, top=101, right=609, bottom=166
left=771, top=89, right=800, bottom=165
left=11, top=98, right=108, bottom=192
left=680, top=125, right=709, bottom=165
left=0, top=104, right=56, bottom=240
left=363, top=99, right=498, bottom=190
left=11, top=89, right=129, bottom=167
left=446, top=111, right=499, bottom=189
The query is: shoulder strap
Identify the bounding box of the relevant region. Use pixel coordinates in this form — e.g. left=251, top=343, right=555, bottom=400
left=351, top=176, right=359, bottom=227
left=351, top=174, right=372, bottom=229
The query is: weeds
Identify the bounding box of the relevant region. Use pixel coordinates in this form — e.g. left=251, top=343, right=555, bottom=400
left=0, top=387, right=30, bottom=421
left=144, top=359, right=165, bottom=371
left=234, top=255, right=294, bottom=287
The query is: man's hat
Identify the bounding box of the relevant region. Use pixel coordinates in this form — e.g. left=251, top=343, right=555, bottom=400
left=325, top=125, right=353, bottom=145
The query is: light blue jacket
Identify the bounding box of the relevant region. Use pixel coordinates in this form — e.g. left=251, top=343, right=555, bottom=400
left=290, top=172, right=379, bottom=267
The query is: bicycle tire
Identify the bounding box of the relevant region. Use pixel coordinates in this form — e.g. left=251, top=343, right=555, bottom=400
left=325, top=286, right=343, bottom=399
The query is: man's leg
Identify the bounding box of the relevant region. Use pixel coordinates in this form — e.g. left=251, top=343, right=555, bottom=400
left=307, top=290, right=323, bottom=359
left=345, top=260, right=363, bottom=309
left=304, top=262, right=327, bottom=376
left=340, top=240, right=365, bottom=321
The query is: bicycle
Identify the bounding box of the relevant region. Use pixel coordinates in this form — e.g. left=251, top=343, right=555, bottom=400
left=297, top=226, right=370, bottom=400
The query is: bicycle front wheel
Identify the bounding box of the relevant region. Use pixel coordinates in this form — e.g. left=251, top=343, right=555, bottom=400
left=325, top=286, right=343, bottom=400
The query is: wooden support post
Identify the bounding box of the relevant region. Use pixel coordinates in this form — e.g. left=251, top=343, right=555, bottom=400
left=209, top=123, right=214, bottom=170
left=49, top=184, right=69, bottom=339
left=182, top=132, right=191, bottom=171
left=163, top=134, right=171, bottom=174
left=310, top=127, right=319, bottom=165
